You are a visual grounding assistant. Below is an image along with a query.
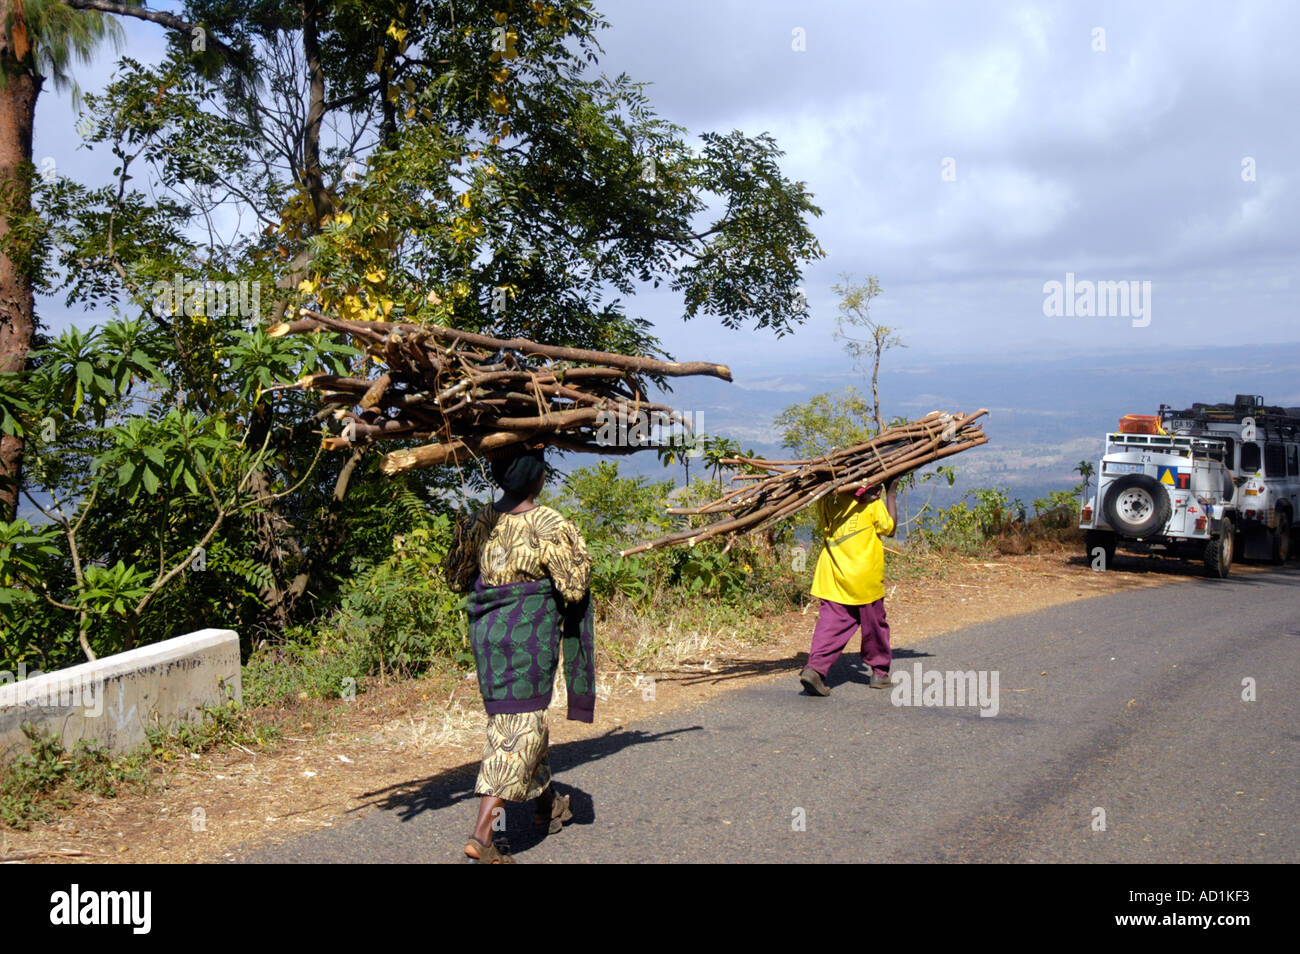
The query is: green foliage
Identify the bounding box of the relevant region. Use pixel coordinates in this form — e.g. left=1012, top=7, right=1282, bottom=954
left=0, top=705, right=278, bottom=830
left=0, top=725, right=145, bottom=830
left=76, top=561, right=153, bottom=616
left=544, top=461, right=673, bottom=544
left=2, top=2, right=824, bottom=671
left=1074, top=460, right=1096, bottom=496
left=589, top=546, right=653, bottom=603
left=144, top=700, right=276, bottom=758
left=242, top=632, right=368, bottom=710
left=831, top=274, right=902, bottom=428
left=699, top=435, right=744, bottom=487
left=774, top=387, right=875, bottom=458
left=7, top=0, right=124, bottom=108
left=0, top=372, right=37, bottom=439
left=1032, top=486, right=1085, bottom=530
left=542, top=461, right=670, bottom=604
left=913, top=479, right=1087, bottom=554
left=672, top=547, right=753, bottom=600
left=915, top=487, right=1025, bottom=555
left=331, top=516, right=471, bottom=676
left=0, top=519, right=60, bottom=607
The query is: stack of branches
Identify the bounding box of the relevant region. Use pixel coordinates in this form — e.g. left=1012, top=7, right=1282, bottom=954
left=621, top=409, right=989, bottom=556
left=268, top=310, right=732, bottom=475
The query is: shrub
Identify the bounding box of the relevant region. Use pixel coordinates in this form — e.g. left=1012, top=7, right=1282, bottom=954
left=0, top=726, right=145, bottom=830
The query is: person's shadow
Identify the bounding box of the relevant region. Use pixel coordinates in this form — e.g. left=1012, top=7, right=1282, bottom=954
left=352, top=724, right=702, bottom=855
left=818, top=646, right=934, bottom=690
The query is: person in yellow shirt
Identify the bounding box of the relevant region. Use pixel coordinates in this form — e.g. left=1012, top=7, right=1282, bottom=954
left=799, top=477, right=898, bottom=696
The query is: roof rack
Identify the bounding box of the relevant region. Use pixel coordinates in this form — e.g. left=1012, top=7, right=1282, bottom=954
left=1160, top=395, right=1300, bottom=440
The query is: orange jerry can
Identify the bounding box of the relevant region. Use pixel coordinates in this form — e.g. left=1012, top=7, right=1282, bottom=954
left=1118, top=414, right=1164, bottom=435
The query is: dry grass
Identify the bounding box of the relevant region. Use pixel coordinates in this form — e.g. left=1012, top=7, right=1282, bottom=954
left=595, top=594, right=786, bottom=675
left=368, top=703, right=487, bottom=752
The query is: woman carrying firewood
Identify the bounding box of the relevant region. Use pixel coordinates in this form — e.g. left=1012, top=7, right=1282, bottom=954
left=798, top=477, right=898, bottom=697
left=443, top=445, right=596, bottom=863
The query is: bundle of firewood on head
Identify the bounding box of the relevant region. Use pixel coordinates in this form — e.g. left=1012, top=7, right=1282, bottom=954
left=269, top=310, right=732, bottom=474
left=620, top=409, right=990, bottom=556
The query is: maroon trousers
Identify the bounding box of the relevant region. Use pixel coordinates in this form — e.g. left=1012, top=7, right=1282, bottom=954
left=807, top=597, right=891, bottom=679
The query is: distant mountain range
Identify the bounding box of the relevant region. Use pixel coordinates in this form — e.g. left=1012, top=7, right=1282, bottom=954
left=19, top=342, right=1296, bottom=532
left=568, top=341, right=1300, bottom=519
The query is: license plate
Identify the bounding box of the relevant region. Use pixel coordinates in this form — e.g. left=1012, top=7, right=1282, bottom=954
left=1105, top=462, right=1144, bottom=474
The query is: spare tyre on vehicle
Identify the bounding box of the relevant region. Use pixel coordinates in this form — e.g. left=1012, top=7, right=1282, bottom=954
left=1102, top=473, right=1172, bottom=537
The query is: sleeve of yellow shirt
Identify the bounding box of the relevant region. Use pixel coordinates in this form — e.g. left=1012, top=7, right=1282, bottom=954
left=870, top=498, right=895, bottom=536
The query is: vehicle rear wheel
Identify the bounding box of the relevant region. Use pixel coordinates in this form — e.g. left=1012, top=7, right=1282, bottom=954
left=1271, top=513, right=1291, bottom=564
left=1204, top=518, right=1234, bottom=578
left=1085, top=530, right=1116, bottom=570
left=1103, top=475, right=1172, bottom=538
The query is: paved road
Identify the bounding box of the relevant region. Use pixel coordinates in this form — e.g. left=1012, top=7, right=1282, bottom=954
left=239, top=566, right=1299, bottom=863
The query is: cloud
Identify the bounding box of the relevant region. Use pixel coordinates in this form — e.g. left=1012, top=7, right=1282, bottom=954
left=32, top=1, right=1299, bottom=370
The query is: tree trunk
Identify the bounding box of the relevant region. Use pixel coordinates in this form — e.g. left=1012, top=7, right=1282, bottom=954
left=299, top=0, right=333, bottom=225
left=871, top=343, right=884, bottom=434
left=0, top=0, right=40, bottom=520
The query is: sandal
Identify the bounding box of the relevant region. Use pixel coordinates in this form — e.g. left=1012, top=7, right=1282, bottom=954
left=534, top=792, right=573, bottom=834
left=464, top=835, right=515, bottom=864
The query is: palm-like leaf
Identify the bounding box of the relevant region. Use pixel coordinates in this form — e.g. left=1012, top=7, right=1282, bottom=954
left=11, top=0, right=124, bottom=109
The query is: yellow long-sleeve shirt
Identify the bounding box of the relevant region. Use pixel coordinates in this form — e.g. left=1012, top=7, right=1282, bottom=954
left=810, top=495, right=894, bottom=605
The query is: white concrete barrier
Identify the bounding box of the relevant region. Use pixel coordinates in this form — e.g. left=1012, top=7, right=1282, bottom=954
left=0, top=628, right=241, bottom=764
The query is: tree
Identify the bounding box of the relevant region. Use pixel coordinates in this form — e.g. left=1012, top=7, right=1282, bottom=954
left=655, top=439, right=697, bottom=488
left=1, top=1, right=826, bottom=664
left=700, top=434, right=741, bottom=488
left=831, top=274, right=902, bottom=433
left=0, top=0, right=122, bottom=519
left=1074, top=459, right=1095, bottom=497
left=0, top=0, right=244, bottom=521
left=773, top=387, right=874, bottom=459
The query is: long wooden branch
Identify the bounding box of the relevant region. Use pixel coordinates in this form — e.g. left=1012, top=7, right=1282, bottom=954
left=273, top=311, right=733, bottom=381
left=271, top=309, right=728, bottom=472
left=66, top=0, right=247, bottom=66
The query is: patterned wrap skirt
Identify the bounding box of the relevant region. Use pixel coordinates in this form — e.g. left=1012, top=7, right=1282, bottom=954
left=474, top=710, right=552, bottom=801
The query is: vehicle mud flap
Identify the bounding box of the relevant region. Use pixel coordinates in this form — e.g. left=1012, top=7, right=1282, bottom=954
left=1242, top=526, right=1274, bottom=561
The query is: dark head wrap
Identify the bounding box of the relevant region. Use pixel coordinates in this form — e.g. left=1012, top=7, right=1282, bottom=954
left=490, top=446, right=546, bottom=496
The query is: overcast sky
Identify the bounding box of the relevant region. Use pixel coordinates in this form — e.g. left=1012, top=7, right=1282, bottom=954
left=33, top=0, right=1298, bottom=376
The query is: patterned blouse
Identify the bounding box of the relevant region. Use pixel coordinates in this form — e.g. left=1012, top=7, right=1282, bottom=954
left=444, top=504, right=593, bottom=604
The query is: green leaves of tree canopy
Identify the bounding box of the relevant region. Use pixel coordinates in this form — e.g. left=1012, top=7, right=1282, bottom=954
left=7, top=1, right=824, bottom=666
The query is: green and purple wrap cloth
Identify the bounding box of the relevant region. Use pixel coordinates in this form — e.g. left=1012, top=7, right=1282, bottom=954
left=465, top=576, right=596, bottom=722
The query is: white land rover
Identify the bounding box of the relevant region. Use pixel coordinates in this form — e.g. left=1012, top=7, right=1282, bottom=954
left=1161, top=395, right=1300, bottom=564
left=1079, top=416, right=1239, bottom=577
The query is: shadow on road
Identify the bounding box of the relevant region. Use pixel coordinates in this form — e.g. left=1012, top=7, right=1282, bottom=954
left=1068, top=552, right=1300, bottom=584
left=659, top=654, right=805, bottom=689
left=825, top=646, right=935, bottom=690
left=657, top=644, right=940, bottom=696
left=1201, top=565, right=1300, bottom=589
left=349, top=724, right=703, bottom=843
